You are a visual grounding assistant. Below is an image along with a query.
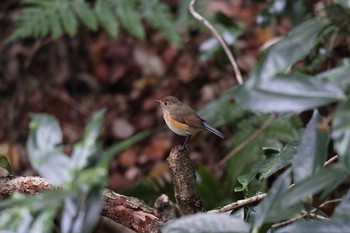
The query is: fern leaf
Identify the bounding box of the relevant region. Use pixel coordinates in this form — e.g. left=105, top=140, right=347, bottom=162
left=140, top=0, right=181, bottom=45
left=95, top=0, right=119, bottom=37
left=72, top=0, right=98, bottom=31
left=47, top=7, right=63, bottom=39
left=59, top=2, right=78, bottom=37
left=111, top=0, right=145, bottom=39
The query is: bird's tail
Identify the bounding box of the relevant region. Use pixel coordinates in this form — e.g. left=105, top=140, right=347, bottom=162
left=203, top=121, right=225, bottom=139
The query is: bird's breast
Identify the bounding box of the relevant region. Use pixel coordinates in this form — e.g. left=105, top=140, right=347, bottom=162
left=164, top=112, right=193, bottom=136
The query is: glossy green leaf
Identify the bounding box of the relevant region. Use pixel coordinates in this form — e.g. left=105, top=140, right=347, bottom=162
left=71, top=109, right=106, bottom=169
left=61, top=188, right=104, bottom=233
left=233, top=19, right=346, bottom=113
left=281, top=167, right=348, bottom=208
left=253, top=169, right=301, bottom=229
left=316, top=66, right=350, bottom=90
left=27, top=114, right=71, bottom=183
left=276, top=220, right=350, bottom=233
left=292, top=110, right=329, bottom=182
left=162, top=213, right=251, bottom=233
left=198, top=92, right=246, bottom=127
left=0, top=154, right=12, bottom=174
left=260, top=143, right=298, bottom=179
left=333, top=188, right=350, bottom=221
left=234, top=72, right=345, bottom=112
left=332, top=100, right=350, bottom=165
left=257, top=19, right=330, bottom=81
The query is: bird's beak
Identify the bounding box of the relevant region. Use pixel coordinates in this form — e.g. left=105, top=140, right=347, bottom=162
left=156, top=100, right=161, bottom=103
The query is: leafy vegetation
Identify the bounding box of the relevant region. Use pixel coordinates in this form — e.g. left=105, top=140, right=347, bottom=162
left=0, top=111, right=150, bottom=232
left=7, top=0, right=182, bottom=43
left=2, top=0, right=350, bottom=232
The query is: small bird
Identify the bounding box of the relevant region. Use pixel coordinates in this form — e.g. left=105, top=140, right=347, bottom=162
left=157, top=96, right=224, bottom=148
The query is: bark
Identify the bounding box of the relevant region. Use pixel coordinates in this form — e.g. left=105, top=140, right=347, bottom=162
left=166, top=145, right=204, bottom=215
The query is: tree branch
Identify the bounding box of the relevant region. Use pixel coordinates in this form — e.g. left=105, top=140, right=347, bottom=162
left=0, top=176, right=163, bottom=233
left=166, top=145, right=204, bottom=214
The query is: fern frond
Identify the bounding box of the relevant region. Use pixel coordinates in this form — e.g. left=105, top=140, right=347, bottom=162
left=111, top=0, right=145, bottom=39
left=94, top=0, right=119, bottom=37
left=140, top=0, right=181, bottom=45
left=59, top=2, right=78, bottom=37
left=72, top=0, right=98, bottom=31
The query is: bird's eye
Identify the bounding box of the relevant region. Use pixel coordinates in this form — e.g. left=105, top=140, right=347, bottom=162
left=164, top=102, right=168, bottom=105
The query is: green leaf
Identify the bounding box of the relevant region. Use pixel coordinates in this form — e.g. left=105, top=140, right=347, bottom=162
left=114, top=0, right=145, bottom=39
left=332, top=100, right=350, bottom=166
left=141, top=0, right=181, bottom=45
left=236, top=142, right=297, bottom=191
left=316, top=66, right=350, bottom=90
left=257, top=19, right=330, bottom=81
left=333, top=188, right=350, bottom=221
left=281, top=167, right=348, bottom=208
left=198, top=93, right=246, bottom=127
left=71, top=109, right=106, bottom=170
left=0, top=191, right=63, bottom=233
left=0, top=154, right=12, bottom=174
left=72, top=0, right=98, bottom=31
left=197, top=166, right=228, bottom=209
left=47, top=8, right=63, bottom=39
left=162, top=213, right=251, bottom=233
left=233, top=72, right=345, bottom=112
left=59, top=2, right=78, bottom=37
left=276, top=220, right=350, bottom=233
left=61, top=188, right=104, bottom=233
left=95, top=0, right=119, bottom=37
left=27, top=114, right=71, bottom=183
left=338, top=0, right=350, bottom=9
left=253, top=169, right=301, bottom=229
left=258, top=142, right=298, bottom=180
left=233, top=19, right=345, bottom=113
left=292, top=110, right=329, bottom=182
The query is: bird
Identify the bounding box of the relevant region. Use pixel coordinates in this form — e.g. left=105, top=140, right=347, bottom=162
left=156, top=96, right=224, bottom=148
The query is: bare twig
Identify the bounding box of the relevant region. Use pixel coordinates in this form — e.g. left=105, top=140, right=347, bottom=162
left=323, top=155, right=338, bottom=167
left=208, top=193, right=267, bottom=213
left=189, top=0, right=243, bottom=85
left=218, top=114, right=276, bottom=167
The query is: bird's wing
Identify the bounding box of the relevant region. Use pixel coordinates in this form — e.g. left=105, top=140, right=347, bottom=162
left=170, top=105, right=204, bottom=129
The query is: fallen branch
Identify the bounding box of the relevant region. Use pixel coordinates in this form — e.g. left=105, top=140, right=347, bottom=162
left=0, top=176, right=163, bottom=233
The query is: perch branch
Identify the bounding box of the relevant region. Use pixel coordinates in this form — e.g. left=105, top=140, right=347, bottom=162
left=0, top=176, right=163, bottom=233
left=189, top=0, right=243, bottom=85
left=166, top=145, right=204, bottom=215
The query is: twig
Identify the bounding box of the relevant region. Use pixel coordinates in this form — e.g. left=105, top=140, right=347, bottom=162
left=211, top=153, right=342, bottom=214
left=208, top=193, right=266, bottom=213
left=218, top=114, right=275, bottom=167
left=271, top=213, right=307, bottom=229
left=188, top=0, right=243, bottom=85
left=323, top=155, right=338, bottom=167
